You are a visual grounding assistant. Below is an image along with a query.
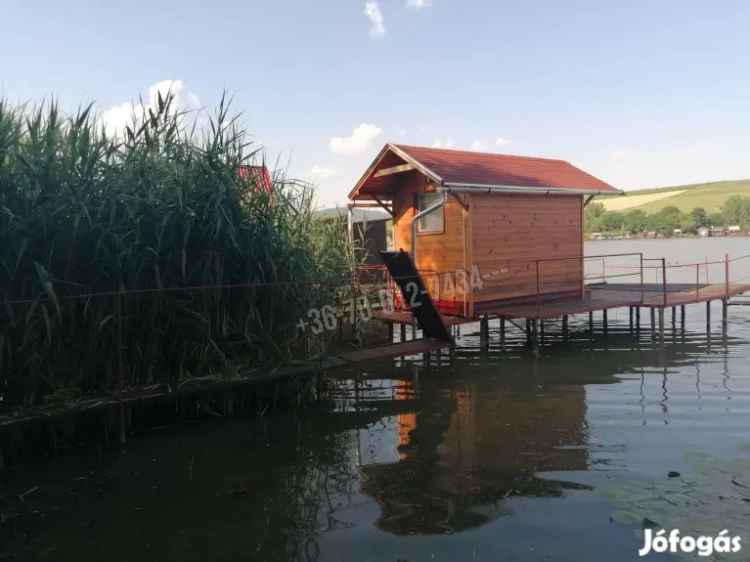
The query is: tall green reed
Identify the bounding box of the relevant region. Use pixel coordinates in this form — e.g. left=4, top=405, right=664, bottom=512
left=0, top=94, right=351, bottom=409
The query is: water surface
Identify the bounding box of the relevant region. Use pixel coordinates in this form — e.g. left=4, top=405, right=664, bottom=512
left=3, top=238, right=750, bottom=561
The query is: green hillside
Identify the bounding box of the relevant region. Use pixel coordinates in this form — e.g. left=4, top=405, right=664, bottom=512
left=599, top=179, right=750, bottom=214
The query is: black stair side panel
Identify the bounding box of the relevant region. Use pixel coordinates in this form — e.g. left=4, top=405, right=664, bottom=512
left=380, top=250, right=451, bottom=341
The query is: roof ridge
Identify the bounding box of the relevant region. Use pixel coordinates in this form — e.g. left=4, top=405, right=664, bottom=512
left=392, top=143, right=569, bottom=164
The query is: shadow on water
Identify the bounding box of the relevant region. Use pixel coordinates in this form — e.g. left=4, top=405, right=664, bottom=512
left=2, top=307, right=750, bottom=561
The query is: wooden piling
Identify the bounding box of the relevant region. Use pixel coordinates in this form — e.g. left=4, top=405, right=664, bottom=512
left=603, top=309, right=608, bottom=336
left=500, top=317, right=506, bottom=349
left=680, top=305, right=686, bottom=332
left=588, top=311, right=594, bottom=333
left=629, top=306, right=633, bottom=332
left=562, top=315, right=569, bottom=341
left=650, top=308, right=656, bottom=332
left=480, top=315, right=489, bottom=349
left=119, top=402, right=127, bottom=446
left=387, top=322, right=394, bottom=343
left=706, top=301, right=712, bottom=333
left=658, top=308, right=665, bottom=341
left=636, top=307, right=641, bottom=332
left=722, top=298, right=728, bottom=332
left=400, top=323, right=406, bottom=342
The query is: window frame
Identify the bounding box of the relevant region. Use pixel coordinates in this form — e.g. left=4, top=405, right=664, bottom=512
left=415, top=191, right=446, bottom=235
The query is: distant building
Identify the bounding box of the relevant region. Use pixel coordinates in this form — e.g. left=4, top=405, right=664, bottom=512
left=728, top=225, right=742, bottom=234
left=315, top=207, right=391, bottom=266
left=237, top=165, right=272, bottom=193
left=711, top=226, right=727, bottom=236
left=697, top=226, right=710, bottom=238
left=673, top=228, right=683, bottom=236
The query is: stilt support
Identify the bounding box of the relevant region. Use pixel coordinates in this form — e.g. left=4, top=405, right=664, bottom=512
left=480, top=315, right=489, bottom=350
left=658, top=308, right=665, bottom=341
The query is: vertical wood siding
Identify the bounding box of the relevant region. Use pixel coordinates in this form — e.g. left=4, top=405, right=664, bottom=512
left=471, top=193, right=583, bottom=303
left=392, top=173, right=469, bottom=311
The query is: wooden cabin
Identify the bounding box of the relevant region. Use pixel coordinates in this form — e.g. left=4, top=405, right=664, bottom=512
left=349, top=144, right=619, bottom=317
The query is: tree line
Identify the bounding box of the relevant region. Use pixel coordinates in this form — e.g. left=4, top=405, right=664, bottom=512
left=585, top=195, right=750, bottom=237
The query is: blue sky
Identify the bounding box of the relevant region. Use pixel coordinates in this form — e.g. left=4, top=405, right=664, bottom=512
left=2, top=1, right=750, bottom=207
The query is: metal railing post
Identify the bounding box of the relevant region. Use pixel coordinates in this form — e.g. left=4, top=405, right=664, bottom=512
left=536, top=260, right=541, bottom=314
left=696, top=264, right=700, bottom=299
left=726, top=253, right=730, bottom=298
left=639, top=253, right=645, bottom=304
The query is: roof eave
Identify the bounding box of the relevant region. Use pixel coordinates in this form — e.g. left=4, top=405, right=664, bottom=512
left=439, top=182, right=621, bottom=196
left=348, top=143, right=444, bottom=201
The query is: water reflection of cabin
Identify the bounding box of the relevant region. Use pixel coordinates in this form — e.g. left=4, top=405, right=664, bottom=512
left=359, top=374, right=590, bottom=535
left=349, top=144, right=619, bottom=317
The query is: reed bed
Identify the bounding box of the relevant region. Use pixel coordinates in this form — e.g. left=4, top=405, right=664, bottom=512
left=0, top=94, right=352, bottom=411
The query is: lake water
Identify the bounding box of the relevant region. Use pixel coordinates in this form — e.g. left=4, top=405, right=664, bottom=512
left=3, top=238, right=750, bottom=561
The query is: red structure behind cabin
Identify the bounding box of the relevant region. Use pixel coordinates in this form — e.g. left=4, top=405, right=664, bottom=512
left=349, top=144, right=620, bottom=317
left=237, top=164, right=272, bottom=193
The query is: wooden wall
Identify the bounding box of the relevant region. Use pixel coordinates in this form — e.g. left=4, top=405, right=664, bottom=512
left=470, top=193, right=584, bottom=305
left=390, top=177, right=584, bottom=314
left=392, top=173, right=469, bottom=313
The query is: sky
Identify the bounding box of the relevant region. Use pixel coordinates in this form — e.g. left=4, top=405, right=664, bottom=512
left=2, top=1, right=750, bottom=208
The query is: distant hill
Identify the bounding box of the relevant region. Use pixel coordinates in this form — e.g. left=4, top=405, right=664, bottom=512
left=599, top=179, right=750, bottom=214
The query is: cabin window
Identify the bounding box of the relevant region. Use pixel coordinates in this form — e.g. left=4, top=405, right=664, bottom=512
left=416, top=192, right=444, bottom=234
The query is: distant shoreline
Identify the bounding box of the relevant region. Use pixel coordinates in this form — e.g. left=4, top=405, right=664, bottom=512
left=586, top=234, right=750, bottom=242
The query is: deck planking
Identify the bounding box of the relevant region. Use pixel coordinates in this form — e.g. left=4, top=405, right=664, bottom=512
left=374, top=282, right=750, bottom=324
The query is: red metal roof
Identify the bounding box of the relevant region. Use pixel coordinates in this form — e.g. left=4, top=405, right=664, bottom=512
left=348, top=144, right=618, bottom=199
left=393, top=144, right=617, bottom=192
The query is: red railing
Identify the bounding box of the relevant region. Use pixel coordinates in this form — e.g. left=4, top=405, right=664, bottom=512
left=356, top=253, right=750, bottom=317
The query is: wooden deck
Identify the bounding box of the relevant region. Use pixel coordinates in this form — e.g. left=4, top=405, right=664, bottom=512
left=336, top=338, right=450, bottom=362
left=374, top=282, right=750, bottom=324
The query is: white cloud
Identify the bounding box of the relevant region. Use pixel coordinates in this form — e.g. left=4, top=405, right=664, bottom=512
left=330, top=123, right=383, bottom=155
left=495, top=137, right=511, bottom=146
left=98, top=80, right=200, bottom=137
left=407, top=0, right=432, bottom=8
left=431, top=137, right=455, bottom=149
left=469, top=140, right=486, bottom=152
left=309, top=165, right=337, bottom=180
left=364, top=1, right=386, bottom=38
